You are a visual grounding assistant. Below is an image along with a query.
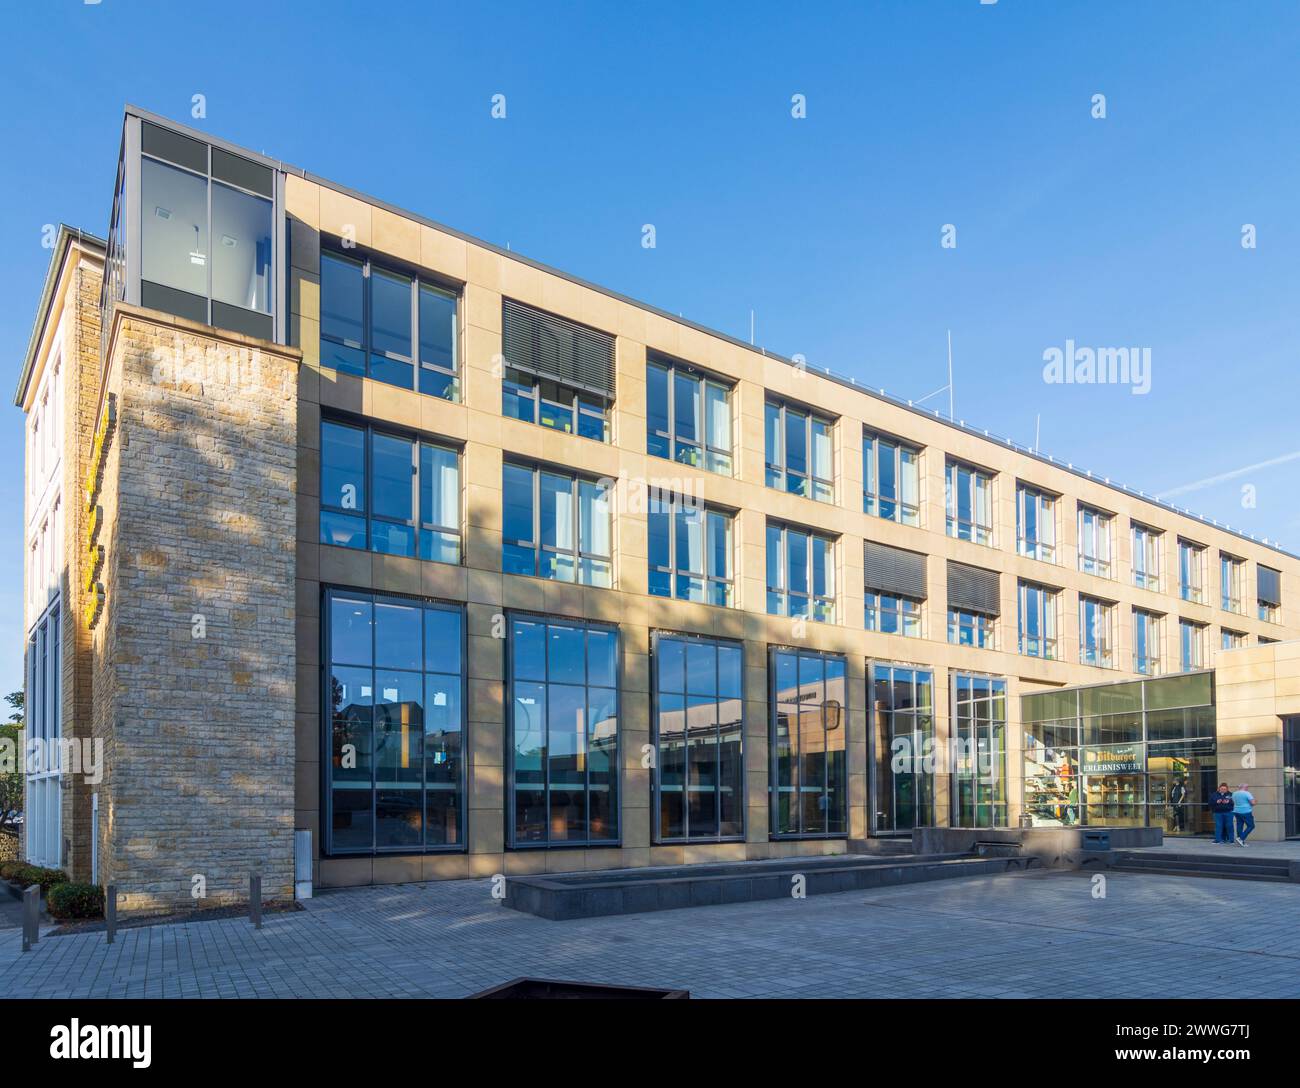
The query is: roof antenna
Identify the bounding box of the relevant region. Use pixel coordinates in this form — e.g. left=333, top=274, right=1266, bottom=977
left=915, top=329, right=955, bottom=419
left=749, top=309, right=755, bottom=345
left=1034, top=413, right=1041, bottom=454
left=947, top=329, right=954, bottom=421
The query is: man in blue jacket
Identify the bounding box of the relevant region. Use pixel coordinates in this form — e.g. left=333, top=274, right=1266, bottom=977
left=1209, top=783, right=1236, bottom=844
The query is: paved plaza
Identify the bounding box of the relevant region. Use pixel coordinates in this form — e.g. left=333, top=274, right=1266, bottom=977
left=2, top=868, right=1298, bottom=999
left=7, top=868, right=1300, bottom=1003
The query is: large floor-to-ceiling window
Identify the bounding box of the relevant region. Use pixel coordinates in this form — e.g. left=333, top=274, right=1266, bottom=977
left=653, top=633, right=743, bottom=842
left=508, top=616, right=619, bottom=846
left=951, top=674, right=1007, bottom=828
left=771, top=648, right=846, bottom=837
left=1283, top=716, right=1300, bottom=839
left=24, top=603, right=61, bottom=869
left=870, top=663, right=934, bottom=833
left=324, top=588, right=465, bottom=854
left=1021, top=672, right=1216, bottom=835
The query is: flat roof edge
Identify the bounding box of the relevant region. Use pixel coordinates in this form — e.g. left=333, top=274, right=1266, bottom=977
left=115, top=106, right=1297, bottom=560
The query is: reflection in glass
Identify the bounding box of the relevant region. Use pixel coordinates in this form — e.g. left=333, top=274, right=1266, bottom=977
left=509, top=619, right=619, bottom=846
left=325, top=590, right=465, bottom=853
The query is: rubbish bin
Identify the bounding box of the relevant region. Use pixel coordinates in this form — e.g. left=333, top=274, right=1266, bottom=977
left=1082, top=830, right=1111, bottom=851
left=1018, top=813, right=1033, bottom=829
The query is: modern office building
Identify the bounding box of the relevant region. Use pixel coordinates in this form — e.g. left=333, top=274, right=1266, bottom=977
left=16, top=107, right=1300, bottom=913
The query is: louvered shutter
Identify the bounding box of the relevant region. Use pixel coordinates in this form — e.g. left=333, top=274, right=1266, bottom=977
left=502, top=298, right=616, bottom=398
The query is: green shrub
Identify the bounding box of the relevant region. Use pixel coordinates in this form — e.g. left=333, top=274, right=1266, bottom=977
left=47, top=882, right=105, bottom=920
left=0, top=862, right=68, bottom=894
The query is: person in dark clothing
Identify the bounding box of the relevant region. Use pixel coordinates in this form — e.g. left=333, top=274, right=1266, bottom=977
left=1210, top=783, right=1235, bottom=844
left=1170, top=778, right=1188, bottom=833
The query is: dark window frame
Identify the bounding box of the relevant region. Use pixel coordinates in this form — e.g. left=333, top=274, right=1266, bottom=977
left=501, top=461, right=612, bottom=587
left=646, top=356, right=733, bottom=473
left=766, top=520, right=836, bottom=623
left=647, top=492, right=734, bottom=607
left=505, top=612, right=621, bottom=849
left=764, top=398, right=835, bottom=503
left=321, top=586, right=468, bottom=858
left=318, top=416, right=462, bottom=564
left=650, top=630, right=746, bottom=844
left=319, top=243, right=461, bottom=399
left=770, top=645, right=848, bottom=840
left=863, top=430, right=921, bottom=525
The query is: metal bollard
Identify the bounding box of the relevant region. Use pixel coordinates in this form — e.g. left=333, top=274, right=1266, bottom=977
left=250, top=873, right=262, bottom=929
left=21, top=885, right=39, bottom=952
left=105, top=884, right=117, bottom=945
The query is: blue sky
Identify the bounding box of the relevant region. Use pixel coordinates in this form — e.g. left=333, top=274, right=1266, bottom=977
left=1, top=0, right=1298, bottom=693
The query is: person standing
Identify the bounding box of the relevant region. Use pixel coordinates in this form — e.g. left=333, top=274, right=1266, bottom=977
left=1210, top=783, right=1236, bottom=844
left=1170, top=778, right=1188, bottom=833
left=1231, top=783, right=1256, bottom=846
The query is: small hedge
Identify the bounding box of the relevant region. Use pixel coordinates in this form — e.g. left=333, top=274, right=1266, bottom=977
left=0, top=861, right=68, bottom=894
left=47, top=882, right=105, bottom=920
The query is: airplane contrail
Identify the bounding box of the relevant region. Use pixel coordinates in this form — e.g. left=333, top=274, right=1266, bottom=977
left=1157, top=450, right=1300, bottom=499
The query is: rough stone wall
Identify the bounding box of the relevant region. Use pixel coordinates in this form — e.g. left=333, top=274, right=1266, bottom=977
left=93, top=308, right=300, bottom=913
left=60, top=260, right=103, bottom=882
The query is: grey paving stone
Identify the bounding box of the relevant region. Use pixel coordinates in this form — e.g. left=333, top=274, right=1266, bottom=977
left=1, top=870, right=1298, bottom=998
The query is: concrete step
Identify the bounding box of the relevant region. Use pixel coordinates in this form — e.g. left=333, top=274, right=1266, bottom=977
left=1111, top=862, right=1290, bottom=883
left=1114, top=851, right=1289, bottom=874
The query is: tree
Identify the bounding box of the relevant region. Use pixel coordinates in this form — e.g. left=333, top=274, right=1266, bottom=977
left=0, top=691, right=23, bottom=829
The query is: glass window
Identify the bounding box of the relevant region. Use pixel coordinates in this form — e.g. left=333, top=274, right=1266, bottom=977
left=952, top=674, right=1008, bottom=828
left=1017, top=580, right=1058, bottom=659
left=772, top=648, right=846, bottom=837
left=863, top=433, right=921, bottom=526
left=1258, top=565, right=1281, bottom=623
left=501, top=464, right=611, bottom=587
left=1132, top=524, right=1162, bottom=591
left=369, top=267, right=413, bottom=389
left=1017, top=483, right=1057, bottom=562
left=1284, top=716, right=1300, bottom=839
left=645, top=358, right=732, bottom=474
left=766, top=522, right=835, bottom=622
left=648, top=493, right=733, bottom=606
left=948, top=608, right=995, bottom=648
left=509, top=617, right=618, bottom=846
left=418, top=283, right=458, bottom=399
left=1134, top=608, right=1162, bottom=675
left=1221, top=628, right=1246, bottom=651
left=1078, top=507, right=1112, bottom=577
left=140, top=156, right=208, bottom=300
left=502, top=369, right=609, bottom=442
left=319, top=248, right=459, bottom=397
left=654, top=635, right=743, bottom=841
left=870, top=663, right=934, bottom=832
left=319, top=419, right=460, bottom=563
left=945, top=460, right=993, bottom=544
left=1219, top=554, right=1244, bottom=614
left=326, top=589, right=464, bottom=853
left=320, top=252, right=366, bottom=375
left=1080, top=595, right=1114, bottom=668
left=1179, top=619, right=1205, bottom=671
left=1178, top=539, right=1205, bottom=603
left=765, top=399, right=833, bottom=502
left=211, top=181, right=272, bottom=314
left=865, top=592, right=922, bottom=637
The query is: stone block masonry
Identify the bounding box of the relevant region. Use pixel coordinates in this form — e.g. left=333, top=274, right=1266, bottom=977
left=92, top=305, right=301, bottom=914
